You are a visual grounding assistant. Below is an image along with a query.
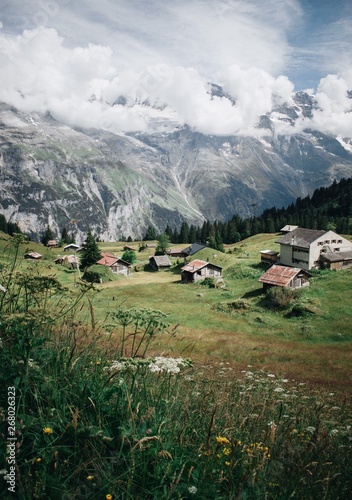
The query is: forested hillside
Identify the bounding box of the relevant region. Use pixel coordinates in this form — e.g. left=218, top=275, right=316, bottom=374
left=161, top=177, right=352, bottom=246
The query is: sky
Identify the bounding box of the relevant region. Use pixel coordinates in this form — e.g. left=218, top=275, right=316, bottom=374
left=0, top=0, right=351, bottom=137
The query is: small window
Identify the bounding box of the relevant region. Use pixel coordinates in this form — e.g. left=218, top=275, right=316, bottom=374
left=331, top=239, right=336, bottom=243
left=334, top=248, right=340, bottom=252
left=337, top=239, right=343, bottom=243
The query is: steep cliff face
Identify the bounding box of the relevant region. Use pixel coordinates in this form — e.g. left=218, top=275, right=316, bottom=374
left=0, top=95, right=351, bottom=242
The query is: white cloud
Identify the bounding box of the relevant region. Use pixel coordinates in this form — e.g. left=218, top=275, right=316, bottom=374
left=0, top=1, right=351, bottom=139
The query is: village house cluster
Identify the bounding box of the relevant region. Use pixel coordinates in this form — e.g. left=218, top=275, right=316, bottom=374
left=22, top=226, right=352, bottom=291
left=259, top=226, right=352, bottom=290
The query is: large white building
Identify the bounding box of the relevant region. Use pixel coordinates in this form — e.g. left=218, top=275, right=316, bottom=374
left=276, top=228, right=352, bottom=270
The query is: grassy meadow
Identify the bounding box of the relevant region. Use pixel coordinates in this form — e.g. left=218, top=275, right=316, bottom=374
left=0, top=232, right=351, bottom=498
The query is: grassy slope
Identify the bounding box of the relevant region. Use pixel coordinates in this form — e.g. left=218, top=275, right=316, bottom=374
left=1, top=232, right=352, bottom=393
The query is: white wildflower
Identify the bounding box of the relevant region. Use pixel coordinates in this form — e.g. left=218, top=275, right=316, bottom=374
left=306, top=426, right=316, bottom=434
left=329, top=429, right=339, bottom=436
left=281, top=379, right=288, bottom=383
left=274, top=387, right=284, bottom=392
left=188, top=486, right=197, bottom=494
left=268, top=421, right=277, bottom=428
left=267, top=373, right=276, bottom=378
left=148, top=356, right=188, bottom=374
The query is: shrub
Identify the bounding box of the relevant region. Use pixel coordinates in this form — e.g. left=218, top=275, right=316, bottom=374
left=266, top=286, right=296, bottom=309
left=83, top=264, right=111, bottom=283
left=200, top=277, right=216, bottom=288
left=121, top=249, right=137, bottom=264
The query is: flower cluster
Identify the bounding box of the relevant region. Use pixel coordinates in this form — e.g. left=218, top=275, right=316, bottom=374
left=104, top=356, right=192, bottom=375
left=148, top=356, right=191, bottom=374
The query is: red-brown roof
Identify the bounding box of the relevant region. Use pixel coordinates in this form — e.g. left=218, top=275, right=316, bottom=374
left=181, top=259, right=222, bottom=273
left=97, top=252, right=118, bottom=267
left=181, top=259, right=208, bottom=272
left=258, top=264, right=305, bottom=287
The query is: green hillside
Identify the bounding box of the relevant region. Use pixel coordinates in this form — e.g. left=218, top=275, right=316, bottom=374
left=1, top=232, right=351, bottom=499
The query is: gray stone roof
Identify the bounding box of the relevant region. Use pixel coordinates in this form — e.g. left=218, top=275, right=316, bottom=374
left=320, top=251, right=352, bottom=262
left=276, top=228, right=326, bottom=248
left=150, top=255, right=171, bottom=267
left=181, top=243, right=206, bottom=256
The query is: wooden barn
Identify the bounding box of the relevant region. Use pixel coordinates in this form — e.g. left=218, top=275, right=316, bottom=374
left=181, top=259, right=222, bottom=283
left=258, top=264, right=311, bottom=291
left=319, top=250, right=352, bottom=270
left=97, top=252, right=131, bottom=276
left=149, top=255, right=171, bottom=271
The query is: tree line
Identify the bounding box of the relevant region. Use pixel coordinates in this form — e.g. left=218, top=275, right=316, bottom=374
left=144, top=177, right=352, bottom=248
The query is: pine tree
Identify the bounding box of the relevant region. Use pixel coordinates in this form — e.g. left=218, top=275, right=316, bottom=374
left=79, top=229, right=102, bottom=269
left=0, top=214, right=7, bottom=233
left=144, top=225, right=157, bottom=241
left=41, top=225, right=54, bottom=246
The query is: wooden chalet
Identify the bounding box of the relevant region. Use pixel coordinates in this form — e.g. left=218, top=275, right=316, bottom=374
left=181, top=243, right=207, bottom=257
left=97, top=252, right=131, bottom=276
left=24, top=252, right=42, bottom=260
left=63, top=244, right=80, bottom=252
left=166, top=247, right=185, bottom=258
left=258, top=264, right=311, bottom=291
left=55, top=254, right=79, bottom=269
left=259, top=249, right=279, bottom=265
left=181, top=259, right=222, bottom=283
left=149, top=255, right=171, bottom=271
left=47, top=240, right=58, bottom=248
left=319, top=250, right=352, bottom=270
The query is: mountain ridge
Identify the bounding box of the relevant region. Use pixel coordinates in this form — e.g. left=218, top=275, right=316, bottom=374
left=0, top=91, right=351, bottom=242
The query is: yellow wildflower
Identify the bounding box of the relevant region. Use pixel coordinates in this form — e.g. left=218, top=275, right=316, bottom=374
left=36, top=458, right=42, bottom=463
left=87, top=475, right=94, bottom=481
left=216, top=436, right=230, bottom=445
left=223, top=447, right=231, bottom=456
left=106, top=495, right=113, bottom=500
left=225, top=461, right=231, bottom=466
left=43, top=427, right=53, bottom=435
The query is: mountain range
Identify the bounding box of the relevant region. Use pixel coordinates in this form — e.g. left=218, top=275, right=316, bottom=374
left=0, top=88, right=352, bottom=242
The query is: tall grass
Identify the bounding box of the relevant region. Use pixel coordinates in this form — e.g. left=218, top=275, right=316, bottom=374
left=0, top=236, right=351, bottom=499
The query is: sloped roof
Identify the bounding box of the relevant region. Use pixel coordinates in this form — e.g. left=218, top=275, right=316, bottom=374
left=181, top=259, right=222, bottom=273
left=97, top=252, right=118, bottom=267
left=150, top=255, right=171, bottom=267
left=64, top=243, right=80, bottom=250
left=24, top=252, right=42, bottom=259
left=276, top=228, right=326, bottom=248
left=258, top=264, right=309, bottom=287
left=320, top=251, right=352, bottom=262
left=181, top=243, right=207, bottom=256
left=116, top=258, right=132, bottom=267
left=280, top=225, right=299, bottom=232
left=65, top=254, right=80, bottom=264
left=260, top=249, right=279, bottom=255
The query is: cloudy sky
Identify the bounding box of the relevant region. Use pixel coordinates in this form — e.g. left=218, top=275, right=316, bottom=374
left=0, top=0, right=351, bottom=136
